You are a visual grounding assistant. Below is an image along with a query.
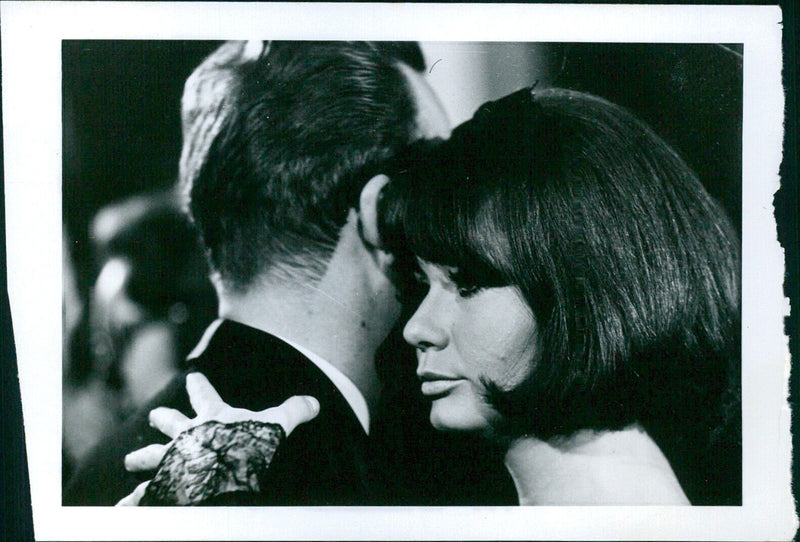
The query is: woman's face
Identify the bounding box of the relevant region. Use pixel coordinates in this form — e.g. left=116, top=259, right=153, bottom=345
left=403, top=259, right=539, bottom=435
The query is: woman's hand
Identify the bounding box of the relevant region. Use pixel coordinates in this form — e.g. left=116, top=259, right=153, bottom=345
left=116, top=372, right=319, bottom=505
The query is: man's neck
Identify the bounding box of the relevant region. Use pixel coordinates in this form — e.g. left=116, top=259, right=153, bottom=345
left=215, top=211, right=402, bottom=418
left=217, top=278, right=384, bottom=415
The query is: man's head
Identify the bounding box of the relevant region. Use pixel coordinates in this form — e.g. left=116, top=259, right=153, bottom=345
left=180, top=41, right=448, bottom=294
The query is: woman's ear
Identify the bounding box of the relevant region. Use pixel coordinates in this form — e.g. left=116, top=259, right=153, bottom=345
left=358, top=174, right=391, bottom=248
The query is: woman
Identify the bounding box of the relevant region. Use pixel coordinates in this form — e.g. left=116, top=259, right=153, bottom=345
left=379, top=86, right=741, bottom=505
left=123, top=86, right=741, bottom=505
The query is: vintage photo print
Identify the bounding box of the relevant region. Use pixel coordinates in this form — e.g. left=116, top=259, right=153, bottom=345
left=2, top=2, right=793, bottom=540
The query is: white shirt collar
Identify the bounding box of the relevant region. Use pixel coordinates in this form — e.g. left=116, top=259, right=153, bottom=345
left=186, top=318, right=224, bottom=360
left=273, top=334, right=370, bottom=436
left=189, top=319, right=370, bottom=435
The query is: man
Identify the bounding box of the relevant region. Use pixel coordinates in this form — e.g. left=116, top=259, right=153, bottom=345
left=65, top=41, right=514, bottom=505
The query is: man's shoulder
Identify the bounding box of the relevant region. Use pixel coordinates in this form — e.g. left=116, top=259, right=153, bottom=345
left=63, top=323, right=370, bottom=506
left=196, top=324, right=373, bottom=504
left=195, top=321, right=363, bottom=422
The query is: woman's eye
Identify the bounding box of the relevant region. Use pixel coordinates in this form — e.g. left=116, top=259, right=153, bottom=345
left=448, top=269, right=481, bottom=298
left=456, top=284, right=481, bottom=298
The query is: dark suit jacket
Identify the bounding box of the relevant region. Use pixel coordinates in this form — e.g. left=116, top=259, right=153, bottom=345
left=64, top=320, right=371, bottom=505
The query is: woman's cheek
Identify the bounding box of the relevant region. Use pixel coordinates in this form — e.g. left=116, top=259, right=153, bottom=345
left=455, top=317, right=536, bottom=390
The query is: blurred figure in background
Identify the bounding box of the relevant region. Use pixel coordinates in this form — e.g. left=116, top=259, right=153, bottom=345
left=88, top=191, right=217, bottom=416
left=63, top=191, right=217, bottom=478
left=63, top=228, right=113, bottom=482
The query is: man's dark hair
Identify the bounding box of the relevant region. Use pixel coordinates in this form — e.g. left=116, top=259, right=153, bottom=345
left=181, top=41, right=425, bottom=291
left=381, top=87, right=741, bottom=504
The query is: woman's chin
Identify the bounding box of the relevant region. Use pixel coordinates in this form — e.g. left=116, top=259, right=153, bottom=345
left=428, top=400, right=492, bottom=434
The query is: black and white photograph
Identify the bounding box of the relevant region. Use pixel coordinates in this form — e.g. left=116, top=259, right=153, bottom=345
left=1, top=3, right=794, bottom=540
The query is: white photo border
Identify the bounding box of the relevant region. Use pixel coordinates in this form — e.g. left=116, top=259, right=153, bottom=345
left=2, top=2, right=794, bottom=540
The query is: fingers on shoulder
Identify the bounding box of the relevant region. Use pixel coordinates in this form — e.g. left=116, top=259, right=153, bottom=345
left=125, top=443, right=168, bottom=472
left=115, top=481, right=150, bottom=506
left=149, top=407, right=191, bottom=439
left=260, top=395, right=320, bottom=436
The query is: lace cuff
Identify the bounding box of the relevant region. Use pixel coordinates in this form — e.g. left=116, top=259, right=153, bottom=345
left=141, top=420, right=285, bottom=506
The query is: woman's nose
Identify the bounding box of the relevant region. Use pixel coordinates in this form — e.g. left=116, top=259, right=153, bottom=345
left=403, top=294, right=448, bottom=351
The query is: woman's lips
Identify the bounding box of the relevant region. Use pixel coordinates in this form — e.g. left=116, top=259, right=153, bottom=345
left=420, top=379, right=461, bottom=397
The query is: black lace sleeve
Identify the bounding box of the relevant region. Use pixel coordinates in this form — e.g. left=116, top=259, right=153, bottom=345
left=140, top=420, right=285, bottom=506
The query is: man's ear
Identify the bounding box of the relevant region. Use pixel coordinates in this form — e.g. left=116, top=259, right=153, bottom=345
left=358, top=174, right=391, bottom=249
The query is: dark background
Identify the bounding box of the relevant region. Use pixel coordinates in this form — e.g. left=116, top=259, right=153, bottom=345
left=63, top=41, right=222, bottom=296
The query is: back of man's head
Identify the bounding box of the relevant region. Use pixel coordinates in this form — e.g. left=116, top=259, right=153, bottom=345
left=180, top=41, right=426, bottom=293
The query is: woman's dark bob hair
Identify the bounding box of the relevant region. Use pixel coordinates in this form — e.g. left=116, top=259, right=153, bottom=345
left=380, top=87, right=741, bottom=504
